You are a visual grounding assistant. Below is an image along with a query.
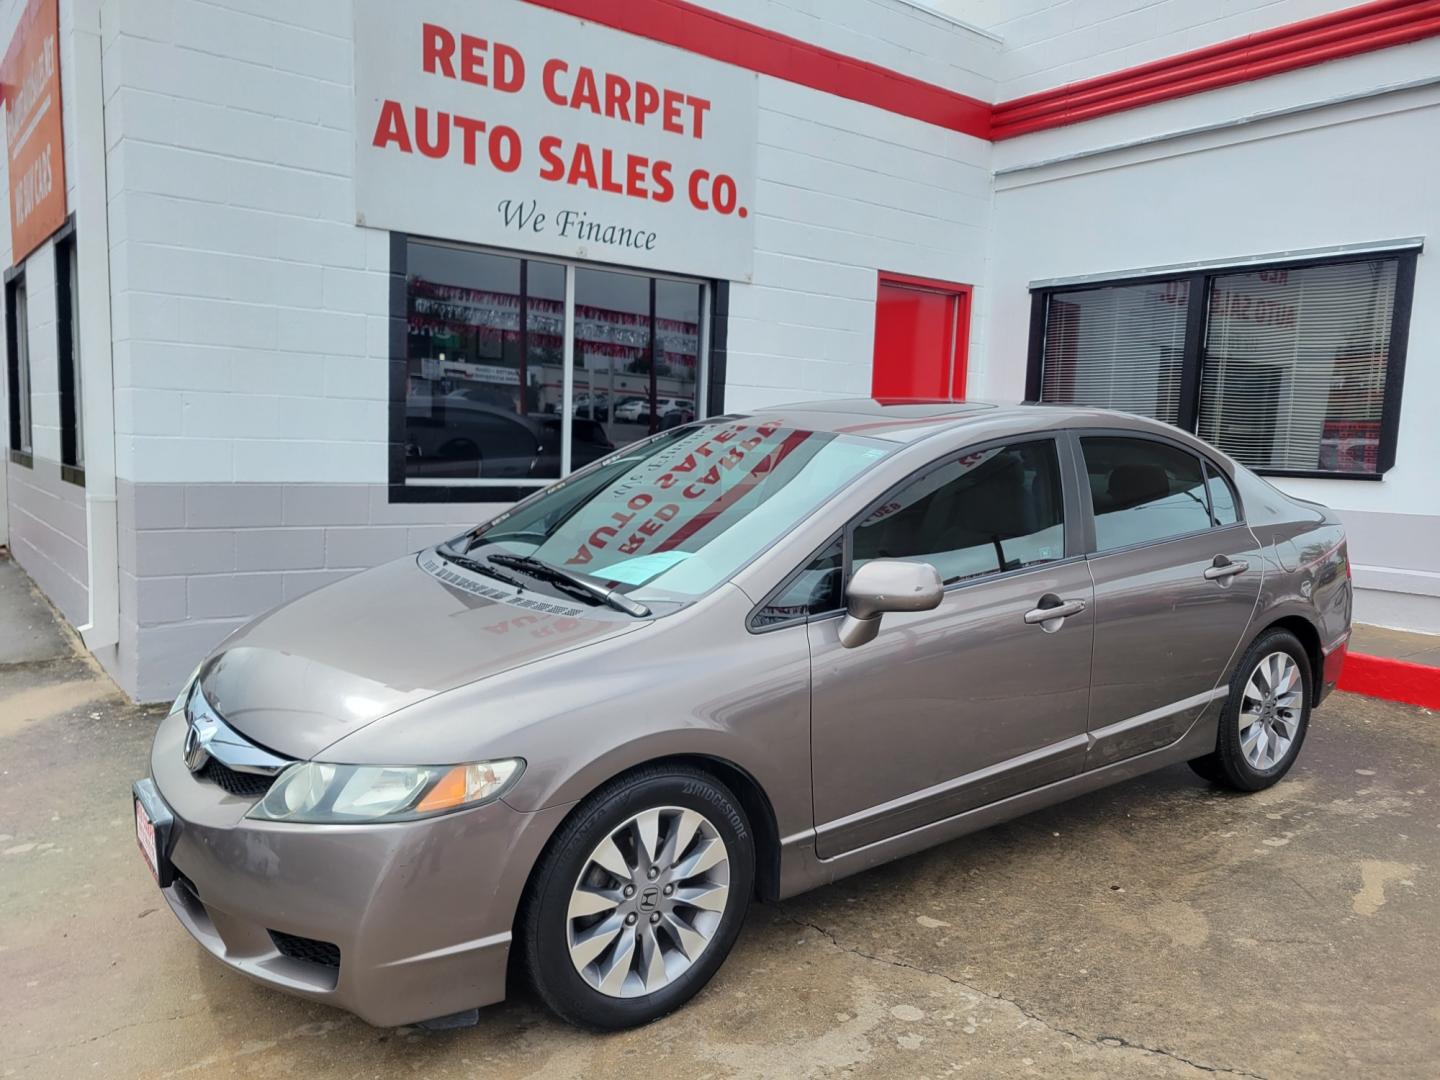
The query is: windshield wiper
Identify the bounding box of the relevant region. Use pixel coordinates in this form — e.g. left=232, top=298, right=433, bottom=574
left=488, top=553, right=652, bottom=617
left=437, top=546, right=527, bottom=591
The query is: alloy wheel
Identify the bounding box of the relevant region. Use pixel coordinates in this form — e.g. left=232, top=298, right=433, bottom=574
left=566, top=806, right=731, bottom=998
left=1238, top=651, right=1303, bottom=770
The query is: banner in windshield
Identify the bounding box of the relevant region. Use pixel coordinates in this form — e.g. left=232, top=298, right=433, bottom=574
left=534, top=420, right=820, bottom=574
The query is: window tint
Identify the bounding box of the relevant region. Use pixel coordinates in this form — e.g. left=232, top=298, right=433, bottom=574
left=853, top=441, right=1065, bottom=585
left=1082, top=437, right=1211, bottom=551
left=1205, top=462, right=1239, bottom=526
left=753, top=536, right=844, bottom=627
left=1198, top=260, right=1397, bottom=475
left=1038, top=279, right=1188, bottom=426
left=6, top=274, right=31, bottom=456
left=1034, top=254, right=1412, bottom=478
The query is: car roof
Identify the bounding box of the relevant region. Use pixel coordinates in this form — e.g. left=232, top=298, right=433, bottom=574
left=726, top=398, right=1160, bottom=444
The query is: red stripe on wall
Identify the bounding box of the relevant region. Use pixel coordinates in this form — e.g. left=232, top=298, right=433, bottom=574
left=990, top=0, right=1440, bottom=139
left=519, top=1, right=1440, bottom=141
left=520, top=0, right=993, bottom=139
left=1338, top=652, right=1440, bottom=710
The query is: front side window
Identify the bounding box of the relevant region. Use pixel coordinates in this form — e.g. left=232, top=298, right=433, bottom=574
left=450, top=419, right=893, bottom=604
left=1031, top=251, right=1413, bottom=478
left=1082, top=437, right=1211, bottom=552
left=852, top=440, right=1065, bottom=585
left=401, top=239, right=707, bottom=493
left=753, top=536, right=844, bottom=628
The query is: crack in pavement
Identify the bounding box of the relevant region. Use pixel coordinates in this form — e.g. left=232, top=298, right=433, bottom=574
left=773, top=904, right=1269, bottom=1080
left=6, top=1007, right=211, bottom=1063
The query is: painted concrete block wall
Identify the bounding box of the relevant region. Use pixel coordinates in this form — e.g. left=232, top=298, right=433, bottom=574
left=724, top=77, right=993, bottom=411
left=0, top=0, right=90, bottom=625
left=984, top=73, right=1440, bottom=631
left=941, top=0, right=1358, bottom=100
left=92, top=0, right=1004, bottom=699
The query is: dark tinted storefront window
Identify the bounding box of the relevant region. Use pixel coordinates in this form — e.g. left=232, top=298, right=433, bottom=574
left=403, top=240, right=707, bottom=489
left=1030, top=252, right=1414, bottom=478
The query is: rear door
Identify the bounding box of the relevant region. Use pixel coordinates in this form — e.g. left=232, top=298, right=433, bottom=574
left=1075, top=433, right=1263, bottom=768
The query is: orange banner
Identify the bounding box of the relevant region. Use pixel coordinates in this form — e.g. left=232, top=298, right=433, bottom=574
left=2, top=0, right=66, bottom=264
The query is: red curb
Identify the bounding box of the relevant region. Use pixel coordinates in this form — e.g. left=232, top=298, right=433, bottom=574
left=1337, top=651, right=1440, bottom=709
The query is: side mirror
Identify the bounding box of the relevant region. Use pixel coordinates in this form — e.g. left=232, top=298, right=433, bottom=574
left=838, top=560, right=944, bottom=648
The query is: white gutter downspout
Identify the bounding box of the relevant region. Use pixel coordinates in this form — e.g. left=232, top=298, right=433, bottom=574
left=72, top=0, right=119, bottom=653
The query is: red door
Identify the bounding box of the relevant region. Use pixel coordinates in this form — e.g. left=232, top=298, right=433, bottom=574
left=871, top=272, right=971, bottom=400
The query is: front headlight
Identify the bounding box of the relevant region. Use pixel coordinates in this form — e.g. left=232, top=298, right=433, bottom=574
left=247, top=759, right=524, bottom=824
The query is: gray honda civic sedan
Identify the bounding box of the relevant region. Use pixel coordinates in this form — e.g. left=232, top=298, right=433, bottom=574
left=133, top=399, right=1352, bottom=1030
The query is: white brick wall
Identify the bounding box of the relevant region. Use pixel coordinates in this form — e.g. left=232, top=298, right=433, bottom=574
left=727, top=75, right=992, bottom=410
left=95, top=0, right=998, bottom=482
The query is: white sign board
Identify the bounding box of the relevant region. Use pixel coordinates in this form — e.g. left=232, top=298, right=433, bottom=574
left=353, top=0, right=759, bottom=281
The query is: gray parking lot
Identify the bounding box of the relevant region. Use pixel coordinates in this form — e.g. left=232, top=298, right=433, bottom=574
left=3, top=556, right=1437, bottom=1079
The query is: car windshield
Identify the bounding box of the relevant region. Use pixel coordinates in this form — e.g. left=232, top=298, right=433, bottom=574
left=448, top=418, right=894, bottom=603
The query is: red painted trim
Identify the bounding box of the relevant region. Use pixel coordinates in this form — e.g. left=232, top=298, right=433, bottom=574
left=518, top=1, right=1440, bottom=144
left=520, top=0, right=992, bottom=139
left=991, top=0, right=1440, bottom=139
left=1338, top=651, right=1440, bottom=710
left=878, top=270, right=974, bottom=295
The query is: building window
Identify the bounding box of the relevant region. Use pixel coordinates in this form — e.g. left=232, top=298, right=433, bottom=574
left=1027, top=249, right=1417, bottom=478
left=395, top=237, right=710, bottom=500
left=55, top=225, right=84, bottom=482
left=6, top=269, right=32, bottom=463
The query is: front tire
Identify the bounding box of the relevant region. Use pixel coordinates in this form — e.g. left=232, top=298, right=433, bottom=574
left=1189, top=628, right=1312, bottom=791
left=520, top=765, right=754, bottom=1030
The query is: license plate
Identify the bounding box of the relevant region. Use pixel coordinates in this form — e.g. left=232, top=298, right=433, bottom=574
left=135, top=798, right=160, bottom=881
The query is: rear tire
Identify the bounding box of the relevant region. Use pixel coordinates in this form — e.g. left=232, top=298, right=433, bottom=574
left=1189, top=628, right=1312, bottom=792
left=519, top=765, right=754, bottom=1030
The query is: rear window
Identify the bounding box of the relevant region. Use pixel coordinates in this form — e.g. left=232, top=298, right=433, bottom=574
left=1081, top=436, right=1212, bottom=551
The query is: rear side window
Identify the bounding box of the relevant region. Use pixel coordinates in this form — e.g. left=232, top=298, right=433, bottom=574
left=1081, top=437, right=1211, bottom=551
left=753, top=536, right=844, bottom=627
left=852, top=440, right=1065, bottom=584
left=1205, top=462, right=1240, bottom=526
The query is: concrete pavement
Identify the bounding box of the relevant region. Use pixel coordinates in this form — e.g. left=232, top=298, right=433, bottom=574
left=2, top=554, right=1437, bottom=1078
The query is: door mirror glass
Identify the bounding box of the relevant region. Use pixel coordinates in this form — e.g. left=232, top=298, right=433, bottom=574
left=838, top=560, right=943, bottom=648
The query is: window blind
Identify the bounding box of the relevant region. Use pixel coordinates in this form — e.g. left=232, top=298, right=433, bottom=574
left=1198, top=260, right=1396, bottom=475
left=1039, top=279, right=1188, bottom=426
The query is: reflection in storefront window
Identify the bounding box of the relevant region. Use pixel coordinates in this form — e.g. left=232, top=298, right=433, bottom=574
left=403, top=240, right=706, bottom=486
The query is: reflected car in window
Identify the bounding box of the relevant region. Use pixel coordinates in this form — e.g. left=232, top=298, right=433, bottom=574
left=134, top=400, right=1351, bottom=1035
left=404, top=391, right=614, bottom=479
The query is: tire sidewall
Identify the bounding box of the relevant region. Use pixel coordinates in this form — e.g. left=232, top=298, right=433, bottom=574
left=1217, top=630, right=1312, bottom=791
left=525, top=768, right=755, bottom=1030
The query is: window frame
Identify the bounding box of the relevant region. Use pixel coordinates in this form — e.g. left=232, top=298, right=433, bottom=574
left=1025, top=246, right=1419, bottom=481
left=5, top=261, right=32, bottom=466
left=746, top=431, right=1087, bottom=633
left=387, top=231, right=726, bottom=504
left=1065, top=427, right=1249, bottom=558
left=54, top=216, right=83, bottom=485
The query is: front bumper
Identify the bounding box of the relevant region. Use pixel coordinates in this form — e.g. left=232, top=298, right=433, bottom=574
left=141, top=708, right=569, bottom=1027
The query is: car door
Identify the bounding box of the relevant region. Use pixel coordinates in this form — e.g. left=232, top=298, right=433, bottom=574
left=804, top=436, right=1095, bottom=858
left=1075, top=433, right=1264, bottom=768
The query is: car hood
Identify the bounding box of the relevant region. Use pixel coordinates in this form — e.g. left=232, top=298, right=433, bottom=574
left=197, top=552, right=643, bottom=760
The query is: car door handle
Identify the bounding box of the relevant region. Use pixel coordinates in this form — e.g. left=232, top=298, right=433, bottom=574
left=1024, top=598, right=1087, bottom=626
left=1203, top=558, right=1249, bottom=581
